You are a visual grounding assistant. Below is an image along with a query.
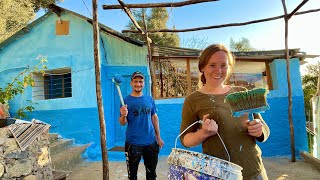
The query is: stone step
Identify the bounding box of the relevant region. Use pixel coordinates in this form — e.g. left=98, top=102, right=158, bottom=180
left=51, top=144, right=90, bottom=171
left=49, top=133, right=59, bottom=143
left=50, top=139, right=75, bottom=156
left=53, top=170, right=72, bottom=180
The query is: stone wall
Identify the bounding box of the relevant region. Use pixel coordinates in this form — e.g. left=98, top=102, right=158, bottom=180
left=0, top=127, right=53, bottom=179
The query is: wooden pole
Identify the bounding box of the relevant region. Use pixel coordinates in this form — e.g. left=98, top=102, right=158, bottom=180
left=287, top=0, right=309, bottom=19
left=281, top=0, right=309, bottom=163
left=92, top=0, right=109, bottom=178
left=186, top=58, right=192, bottom=95
left=281, top=0, right=307, bottom=162
left=103, top=0, right=219, bottom=9
left=142, top=11, right=156, bottom=97
left=122, top=8, right=320, bottom=33
left=118, top=0, right=145, bottom=34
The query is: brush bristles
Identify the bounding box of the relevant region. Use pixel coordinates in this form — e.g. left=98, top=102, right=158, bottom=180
left=225, top=88, right=268, bottom=115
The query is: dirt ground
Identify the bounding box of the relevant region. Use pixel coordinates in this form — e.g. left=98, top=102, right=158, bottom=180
left=66, top=156, right=320, bottom=180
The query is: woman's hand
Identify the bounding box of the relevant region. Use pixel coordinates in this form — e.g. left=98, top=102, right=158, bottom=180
left=201, top=114, right=218, bottom=137
left=247, top=119, right=263, bottom=137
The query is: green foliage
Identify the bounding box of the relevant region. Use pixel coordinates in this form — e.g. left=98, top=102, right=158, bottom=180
left=0, top=56, right=48, bottom=118
left=125, top=8, right=180, bottom=47
left=302, top=63, right=319, bottom=117
left=181, top=35, right=210, bottom=49
left=229, top=37, right=256, bottom=52
left=0, top=0, right=61, bottom=43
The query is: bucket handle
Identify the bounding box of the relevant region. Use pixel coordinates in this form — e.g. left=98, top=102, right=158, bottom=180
left=175, top=120, right=231, bottom=162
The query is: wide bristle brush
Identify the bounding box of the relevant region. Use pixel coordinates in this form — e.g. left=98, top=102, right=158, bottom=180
left=225, top=88, right=269, bottom=119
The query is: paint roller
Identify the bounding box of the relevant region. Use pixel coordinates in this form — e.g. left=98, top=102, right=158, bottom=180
left=112, top=74, right=125, bottom=106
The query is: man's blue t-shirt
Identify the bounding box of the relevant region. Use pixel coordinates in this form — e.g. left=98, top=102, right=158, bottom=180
left=124, top=95, right=157, bottom=146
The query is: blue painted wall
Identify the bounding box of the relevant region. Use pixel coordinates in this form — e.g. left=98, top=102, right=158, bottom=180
left=0, top=9, right=308, bottom=161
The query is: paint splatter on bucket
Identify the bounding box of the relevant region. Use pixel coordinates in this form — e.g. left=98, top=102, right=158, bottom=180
left=167, top=148, right=243, bottom=180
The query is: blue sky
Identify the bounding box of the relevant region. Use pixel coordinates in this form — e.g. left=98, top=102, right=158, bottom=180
left=39, top=0, right=320, bottom=56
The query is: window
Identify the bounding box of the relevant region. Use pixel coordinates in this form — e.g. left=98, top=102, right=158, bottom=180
left=33, top=68, right=72, bottom=100
left=229, top=61, right=272, bottom=90
left=153, top=58, right=199, bottom=99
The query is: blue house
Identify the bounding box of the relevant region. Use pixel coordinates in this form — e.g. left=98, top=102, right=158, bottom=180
left=0, top=5, right=149, bottom=161
left=0, top=5, right=313, bottom=161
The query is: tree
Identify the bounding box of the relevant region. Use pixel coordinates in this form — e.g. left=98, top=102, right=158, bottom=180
left=180, top=35, right=210, bottom=49
left=0, top=0, right=61, bottom=43
left=229, top=37, right=256, bottom=52
left=302, top=63, right=319, bottom=116
left=0, top=56, right=48, bottom=118
left=125, top=8, right=180, bottom=47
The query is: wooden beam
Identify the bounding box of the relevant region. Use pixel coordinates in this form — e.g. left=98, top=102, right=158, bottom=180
left=92, top=0, right=109, bottom=179
left=288, top=0, right=309, bottom=19
left=103, top=0, right=219, bottom=9
left=118, top=0, right=145, bottom=34
left=122, top=8, right=320, bottom=33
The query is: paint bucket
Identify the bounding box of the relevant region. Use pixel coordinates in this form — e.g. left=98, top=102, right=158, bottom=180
left=167, top=148, right=243, bottom=180
left=167, top=120, right=243, bottom=180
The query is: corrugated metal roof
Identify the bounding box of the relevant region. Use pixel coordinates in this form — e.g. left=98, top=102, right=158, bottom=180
left=0, top=4, right=144, bottom=51
left=152, top=45, right=319, bottom=61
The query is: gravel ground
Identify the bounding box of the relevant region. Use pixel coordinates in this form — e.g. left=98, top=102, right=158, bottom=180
left=67, top=156, right=320, bottom=180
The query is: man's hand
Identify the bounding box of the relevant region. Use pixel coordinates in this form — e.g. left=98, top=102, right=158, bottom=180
left=157, top=137, right=165, bottom=149
left=120, top=105, right=128, bottom=117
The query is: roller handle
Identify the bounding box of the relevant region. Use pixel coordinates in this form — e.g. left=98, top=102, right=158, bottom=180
left=116, top=84, right=125, bottom=106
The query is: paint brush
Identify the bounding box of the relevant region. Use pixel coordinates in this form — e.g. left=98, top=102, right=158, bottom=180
left=112, top=74, right=125, bottom=106
left=225, top=88, right=269, bottom=120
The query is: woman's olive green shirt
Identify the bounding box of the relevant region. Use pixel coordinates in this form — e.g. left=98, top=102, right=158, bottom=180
left=180, top=86, right=270, bottom=179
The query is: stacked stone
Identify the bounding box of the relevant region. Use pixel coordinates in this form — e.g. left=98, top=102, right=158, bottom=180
left=0, top=127, right=53, bottom=180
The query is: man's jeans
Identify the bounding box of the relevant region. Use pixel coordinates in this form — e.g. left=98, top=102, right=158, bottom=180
left=125, top=141, right=160, bottom=180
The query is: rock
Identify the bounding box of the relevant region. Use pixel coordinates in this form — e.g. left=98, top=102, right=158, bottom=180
left=0, top=163, right=4, bottom=177
left=23, top=175, right=37, bottom=180
left=7, top=159, right=32, bottom=178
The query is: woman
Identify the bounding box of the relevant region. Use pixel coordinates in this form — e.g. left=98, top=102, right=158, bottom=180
left=180, top=44, right=269, bottom=180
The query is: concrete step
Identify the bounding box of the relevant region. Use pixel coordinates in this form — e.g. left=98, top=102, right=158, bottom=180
left=52, top=144, right=90, bottom=171
left=50, top=139, right=75, bottom=156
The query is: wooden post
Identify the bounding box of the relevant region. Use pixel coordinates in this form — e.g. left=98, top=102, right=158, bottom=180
left=281, top=0, right=309, bottom=162
left=92, top=0, right=109, bottom=179
left=186, top=58, right=192, bottom=95
left=281, top=0, right=295, bottom=162
left=265, top=62, right=273, bottom=90
left=142, top=11, right=156, bottom=97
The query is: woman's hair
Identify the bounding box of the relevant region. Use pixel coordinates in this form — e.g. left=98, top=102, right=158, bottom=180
left=198, top=44, right=235, bottom=85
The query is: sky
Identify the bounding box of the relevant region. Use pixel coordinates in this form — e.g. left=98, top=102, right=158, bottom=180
left=38, top=0, right=320, bottom=68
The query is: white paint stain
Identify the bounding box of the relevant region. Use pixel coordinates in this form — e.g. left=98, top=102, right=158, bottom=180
left=240, top=145, right=243, bottom=151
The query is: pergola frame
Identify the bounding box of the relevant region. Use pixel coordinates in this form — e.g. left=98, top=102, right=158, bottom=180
left=96, top=0, right=319, bottom=179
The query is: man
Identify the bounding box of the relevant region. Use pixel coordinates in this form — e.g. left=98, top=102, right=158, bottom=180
left=119, top=71, right=164, bottom=180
